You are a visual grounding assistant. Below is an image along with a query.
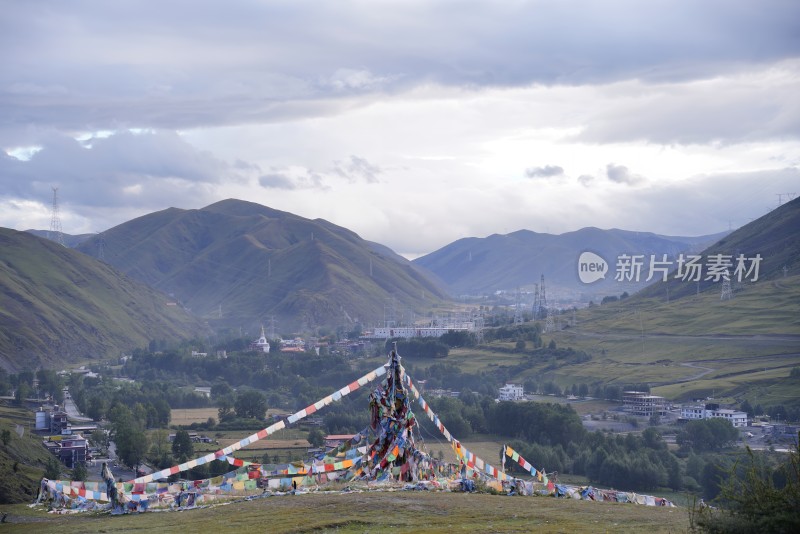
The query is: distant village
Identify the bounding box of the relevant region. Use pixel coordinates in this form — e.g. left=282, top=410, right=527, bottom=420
left=18, top=321, right=798, bottom=473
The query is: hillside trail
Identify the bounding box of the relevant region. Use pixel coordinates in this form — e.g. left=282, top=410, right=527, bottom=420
left=678, top=362, right=714, bottom=381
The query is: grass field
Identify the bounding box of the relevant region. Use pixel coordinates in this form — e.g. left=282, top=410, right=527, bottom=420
left=390, top=276, right=800, bottom=406
left=169, top=408, right=289, bottom=426
left=0, top=490, right=690, bottom=533
left=170, top=407, right=219, bottom=426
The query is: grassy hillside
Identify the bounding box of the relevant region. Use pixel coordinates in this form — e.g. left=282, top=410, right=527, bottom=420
left=0, top=489, right=688, bottom=532
left=76, top=199, right=449, bottom=332
left=0, top=228, right=209, bottom=371
left=0, top=403, right=54, bottom=504
left=386, top=273, right=800, bottom=407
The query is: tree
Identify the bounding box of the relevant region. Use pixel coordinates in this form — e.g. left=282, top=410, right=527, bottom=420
left=108, top=404, right=148, bottom=468
left=211, top=381, right=233, bottom=399
left=1, top=428, right=10, bottom=448
left=14, top=382, right=31, bottom=406
left=307, top=428, right=325, bottom=448
left=695, top=441, right=800, bottom=532
left=217, top=394, right=235, bottom=422
left=150, top=429, right=170, bottom=459
left=678, top=418, right=739, bottom=452
left=86, top=396, right=106, bottom=421
left=44, top=456, right=61, bottom=480
left=72, top=461, right=88, bottom=482
left=578, top=383, right=589, bottom=398
left=172, top=429, right=194, bottom=462
left=234, top=389, right=267, bottom=420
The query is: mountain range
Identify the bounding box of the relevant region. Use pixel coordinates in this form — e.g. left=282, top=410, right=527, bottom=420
left=5, top=196, right=798, bottom=372
left=75, top=199, right=449, bottom=332
left=0, top=228, right=208, bottom=371
left=413, top=227, right=729, bottom=300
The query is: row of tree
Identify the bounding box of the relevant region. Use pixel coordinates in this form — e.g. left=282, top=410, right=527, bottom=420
left=415, top=393, right=747, bottom=495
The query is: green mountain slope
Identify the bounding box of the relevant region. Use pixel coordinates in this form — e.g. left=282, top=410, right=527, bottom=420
left=638, top=196, right=800, bottom=301
left=76, top=199, right=449, bottom=331
left=413, top=226, right=728, bottom=297
left=0, top=228, right=209, bottom=371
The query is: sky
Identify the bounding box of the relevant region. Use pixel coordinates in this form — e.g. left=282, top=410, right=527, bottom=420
left=1, top=0, right=799, bottom=259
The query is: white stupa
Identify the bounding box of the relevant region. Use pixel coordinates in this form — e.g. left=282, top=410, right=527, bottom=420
left=250, top=325, right=270, bottom=353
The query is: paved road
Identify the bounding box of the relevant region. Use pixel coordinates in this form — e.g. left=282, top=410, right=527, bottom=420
left=63, top=395, right=93, bottom=423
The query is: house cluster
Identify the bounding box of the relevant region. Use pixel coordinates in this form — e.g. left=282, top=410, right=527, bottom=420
left=680, top=402, right=749, bottom=428
left=35, top=405, right=94, bottom=468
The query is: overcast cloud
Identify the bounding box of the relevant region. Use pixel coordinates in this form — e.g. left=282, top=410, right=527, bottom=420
left=1, top=0, right=799, bottom=257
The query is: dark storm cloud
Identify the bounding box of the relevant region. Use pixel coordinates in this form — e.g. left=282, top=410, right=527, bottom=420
left=1, top=0, right=798, bottom=135
left=525, top=165, right=564, bottom=179
left=0, top=130, right=233, bottom=208
left=606, top=163, right=645, bottom=185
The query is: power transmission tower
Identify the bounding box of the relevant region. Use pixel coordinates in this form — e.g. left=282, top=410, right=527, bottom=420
left=514, top=287, right=523, bottom=324
left=544, top=310, right=555, bottom=333
left=540, top=275, right=556, bottom=333
left=720, top=278, right=733, bottom=301
left=48, top=187, right=65, bottom=246
left=473, top=310, right=485, bottom=344
left=97, top=233, right=106, bottom=261
left=384, top=297, right=397, bottom=328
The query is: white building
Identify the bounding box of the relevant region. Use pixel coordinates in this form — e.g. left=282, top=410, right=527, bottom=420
left=680, top=403, right=748, bottom=427
left=498, top=384, right=524, bottom=401
left=361, top=319, right=478, bottom=340
left=250, top=325, right=271, bottom=353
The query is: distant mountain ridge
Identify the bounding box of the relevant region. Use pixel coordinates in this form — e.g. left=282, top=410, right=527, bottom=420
left=0, top=228, right=208, bottom=371
left=25, top=229, right=94, bottom=248
left=413, top=226, right=729, bottom=299
left=76, top=199, right=449, bottom=332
